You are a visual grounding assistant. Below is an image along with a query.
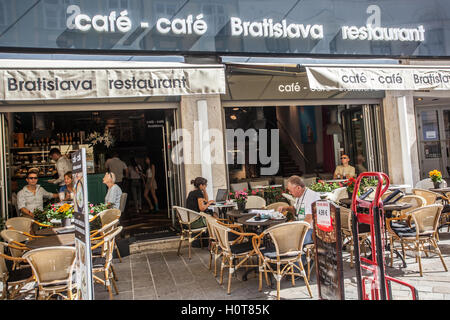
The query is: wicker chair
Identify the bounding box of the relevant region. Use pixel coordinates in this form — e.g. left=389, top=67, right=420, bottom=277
left=173, top=206, right=208, bottom=259
left=90, top=209, right=122, bottom=262
left=209, top=219, right=258, bottom=294
left=265, top=202, right=289, bottom=211
left=245, top=196, right=266, bottom=209
left=340, top=206, right=371, bottom=268
left=387, top=204, right=447, bottom=276
left=5, top=217, right=52, bottom=237
left=23, top=246, right=77, bottom=300
left=0, top=230, right=31, bottom=270
left=253, top=221, right=313, bottom=300
left=0, top=242, right=34, bottom=300
left=91, top=226, right=123, bottom=300
left=198, top=212, right=244, bottom=277
left=412, top=188, right=442, bottom=206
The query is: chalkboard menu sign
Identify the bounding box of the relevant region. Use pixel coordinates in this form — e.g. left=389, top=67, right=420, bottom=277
left=312, top=200, right=345, bottom=300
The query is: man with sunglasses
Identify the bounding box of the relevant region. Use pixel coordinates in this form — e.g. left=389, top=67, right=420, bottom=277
left=333, top=154, right=356, bottom=179
left=17, top=169, right=58, bottom=218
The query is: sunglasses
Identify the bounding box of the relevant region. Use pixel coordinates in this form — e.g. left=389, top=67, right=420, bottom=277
left=341, top=157, right=348, bottom=159
left=27, top=177, right=38, bottom=180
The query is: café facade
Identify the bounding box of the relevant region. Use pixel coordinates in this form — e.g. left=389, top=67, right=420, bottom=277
left=0, top=0, right=449, bottom=229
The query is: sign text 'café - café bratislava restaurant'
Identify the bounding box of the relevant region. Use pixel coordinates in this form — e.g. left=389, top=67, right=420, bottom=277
left=0, top=0, right=450, bottom=229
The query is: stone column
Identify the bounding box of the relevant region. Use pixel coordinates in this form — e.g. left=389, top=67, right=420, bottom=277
left=382, top=90, right=420, bottom=189
left=179, top=94, right=228, bottom=201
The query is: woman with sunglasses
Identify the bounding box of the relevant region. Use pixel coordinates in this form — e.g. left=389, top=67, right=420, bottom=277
left=103, top=171, right=123, bottom=210
left=333, top=154, right=356, bottom=179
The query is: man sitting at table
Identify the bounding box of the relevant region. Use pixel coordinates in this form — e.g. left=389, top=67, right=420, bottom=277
left=333, top=154, right=356, bottom=179
left=17, top=169, right=58, bottom=218
left=277, top=175, right=321, bottom=246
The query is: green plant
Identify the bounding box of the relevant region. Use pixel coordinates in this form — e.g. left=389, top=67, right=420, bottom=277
left=262, top=187, right=284, bottom=205
left=310, top=181, right=340, bottom=192
left=429, top=170, right=443, bottom=183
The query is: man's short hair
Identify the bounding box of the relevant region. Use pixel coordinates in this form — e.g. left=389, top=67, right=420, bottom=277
left=287, top=175, right=305, bottom=188
left=49, top=148, right=61, bottom=156
left=26, top=169, right=39, bottom=178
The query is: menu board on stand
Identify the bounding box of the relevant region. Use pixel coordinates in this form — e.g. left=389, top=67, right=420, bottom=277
left=72, top=148, right=94, bottom=300
left=311, top=200, right=345, bottom=300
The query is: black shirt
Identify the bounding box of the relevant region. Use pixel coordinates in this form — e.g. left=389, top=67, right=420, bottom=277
left=186, top=189, right=205, bottom=212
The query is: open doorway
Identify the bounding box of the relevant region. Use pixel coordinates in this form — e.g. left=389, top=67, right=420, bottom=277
left=5, top=108, right=180, bottom=241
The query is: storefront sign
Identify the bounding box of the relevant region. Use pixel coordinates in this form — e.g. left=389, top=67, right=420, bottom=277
left=0, top=1, right=449, bottom=57
left=306, top=66, right=450, bottom=91
left=72, top=149, right=94, bottom=300
left=312, top=201, right=345, bottom=300
left=0, top=67, right=225, bottom=100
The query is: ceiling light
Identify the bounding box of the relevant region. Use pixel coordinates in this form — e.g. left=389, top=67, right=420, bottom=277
left=232, top=107, right=239, bottom=111
left=230, top=115, right=237, bottom=120
left=417, top=97, right=423, bottom=101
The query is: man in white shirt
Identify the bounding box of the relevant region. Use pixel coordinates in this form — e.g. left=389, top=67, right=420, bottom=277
left=105, top=152, right=128, bottom=189
left=277, top=175, right=321, bottom=245
left=48, top=148, right=73, bottom=187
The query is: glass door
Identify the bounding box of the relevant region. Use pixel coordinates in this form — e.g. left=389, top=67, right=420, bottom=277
left=0, top=114, right=10, bottom=220
left=416, top=107, right=450, bottom=179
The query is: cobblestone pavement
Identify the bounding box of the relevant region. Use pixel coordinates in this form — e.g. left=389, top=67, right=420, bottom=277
left=94, top=231, right=450, bottom=300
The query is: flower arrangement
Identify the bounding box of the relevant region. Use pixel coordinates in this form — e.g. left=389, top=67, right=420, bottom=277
left=263, top=186, right=285, bottom=205
left=429, top=170, right=443, bottom=184
left=87, top=130, right=115, bottom=153
left=232, top=190, right=248, bottom=204
left=310, top=180, right=341, bottom=193
left=344, top=178, right=360, bottom=196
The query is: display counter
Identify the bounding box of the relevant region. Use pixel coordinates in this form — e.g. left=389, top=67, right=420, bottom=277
left=17, top=173, right=107, bottom=204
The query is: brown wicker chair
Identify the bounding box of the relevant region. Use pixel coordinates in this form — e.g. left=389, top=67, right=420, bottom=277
left=91, top=226, right=123, bottom=300
left=0, top=242, right=34, bottom=300
left=209, top=219, right=258, bottom=295
left=412, top=188, right=442, bottom=205
left=387, top=204, right=447, bottom=276
left=340, top=206, right=371, bottom=268
left=5, top=217, right=52, bottom=237
left=253, top=221, right=313, bottom=300
left=90, top=209, right=122, bottom=262
left=0, top=230, right=31, bottom=270
left=23, top=246, right=77, bottom=300
left=173, top=206, right=208, bottom=259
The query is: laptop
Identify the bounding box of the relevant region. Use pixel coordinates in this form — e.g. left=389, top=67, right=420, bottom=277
left=214, top=189, right=228, bottom=204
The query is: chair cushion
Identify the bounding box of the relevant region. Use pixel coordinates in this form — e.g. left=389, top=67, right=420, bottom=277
left=260, top=247, right=301, bottom=259
left=7, top=266, right=32, bottom=283
left=230, top=241, right=254, bottom=255
left=92, top=256, right=106, bottom=268
left=391, top=225, right=417, bottom=238
left=228, top=232, right=240, bottom=241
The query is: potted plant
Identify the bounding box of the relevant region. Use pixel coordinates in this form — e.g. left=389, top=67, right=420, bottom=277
left=234, top=190, right=248, bottom=211
left=52, top=203, right=74, bottom=227
left=344, top=178, right=360, bottom=199
left=310, top=180, right=340, bottom=193
left=429, top=170, right=443, bottom=189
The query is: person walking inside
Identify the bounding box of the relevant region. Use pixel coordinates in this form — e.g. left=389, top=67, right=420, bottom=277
left=105, top=151, right=128, bottom=190
left=143, top=155, right=159, bottom=212
left=128, top=157, right=144, bottom=213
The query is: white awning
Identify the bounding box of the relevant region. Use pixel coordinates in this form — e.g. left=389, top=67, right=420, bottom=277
left=305, top=64, right=450, bottom=91
left=0, top=59, right=226, bottom=101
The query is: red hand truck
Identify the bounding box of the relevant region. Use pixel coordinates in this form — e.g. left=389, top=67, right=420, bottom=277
left=351, top=172, right=419, bottom=300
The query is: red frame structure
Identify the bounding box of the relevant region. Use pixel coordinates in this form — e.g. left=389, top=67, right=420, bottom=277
left=351, top=172, right=418, bottom=300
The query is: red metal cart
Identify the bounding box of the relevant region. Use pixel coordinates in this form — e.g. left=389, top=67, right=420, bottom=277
left=351, top=172, right=418, bottom=300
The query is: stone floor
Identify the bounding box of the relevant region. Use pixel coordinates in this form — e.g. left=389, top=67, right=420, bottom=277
left=94, top=230, right=450, bottom=300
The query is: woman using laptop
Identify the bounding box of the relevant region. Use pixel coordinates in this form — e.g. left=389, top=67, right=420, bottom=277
left=186, top=177, right=215, bottom=228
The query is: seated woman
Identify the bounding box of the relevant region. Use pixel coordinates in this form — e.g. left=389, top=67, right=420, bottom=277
left=103, top=171, right=123, bottom=210
left=186, top=177, right=215, bottom=228
left=333, top=154, right=356, bottom=179
left=59, top=171, right=74, bottom=201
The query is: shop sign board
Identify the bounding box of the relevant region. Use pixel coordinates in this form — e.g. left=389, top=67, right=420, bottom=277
left=0, top=0, right=449, bottom=57
left=0, top=67, right=225, bottom=100
left=306, top=66, right=450, bottom=91
left=312, top=200, right=345, bottom=300
left=72, top=149, right=94, bottom=300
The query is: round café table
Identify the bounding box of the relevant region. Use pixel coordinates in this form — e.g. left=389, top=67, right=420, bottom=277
left=26, top=233, right=76, bottom=250
left=34, top=226, right=75, bottom=236
left=225, top=209, right=254, bottom=222
left=208, top=203, right=237, bottom=219
left=237, top=214, right=286, bottom=231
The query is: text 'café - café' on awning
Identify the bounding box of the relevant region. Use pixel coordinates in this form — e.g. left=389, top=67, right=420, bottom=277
left=0, top=0, right=449, bottom=224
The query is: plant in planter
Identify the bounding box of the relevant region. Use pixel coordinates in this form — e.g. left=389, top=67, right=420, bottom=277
left=344, top=178, right=361, bottom=198
left=260, top=187, right=283, bottom=205
left=429, top=170, right=443, bottom=188
left=310, top=180, right=340, bottom=193
left=234, top=190, right=248, bottom=211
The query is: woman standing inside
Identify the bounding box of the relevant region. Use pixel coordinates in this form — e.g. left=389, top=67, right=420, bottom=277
left=128, top=157, right=144, bottom=213
left=143, top=155, right=159, bottom=212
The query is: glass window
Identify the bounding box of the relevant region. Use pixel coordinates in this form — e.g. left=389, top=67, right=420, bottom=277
left=421, top=110, right=440, bottom=141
